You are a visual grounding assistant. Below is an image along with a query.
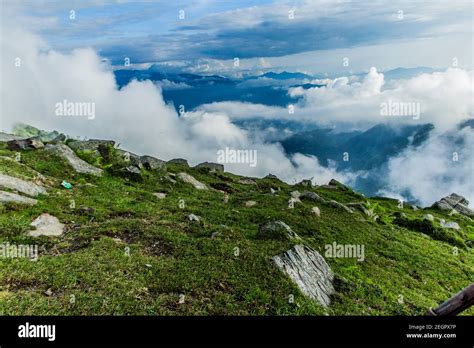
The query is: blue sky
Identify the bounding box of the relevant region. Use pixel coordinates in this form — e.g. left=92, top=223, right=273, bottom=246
left=3, top=0, right=473, bottom=74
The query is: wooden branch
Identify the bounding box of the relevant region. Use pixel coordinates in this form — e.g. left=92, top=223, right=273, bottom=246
left=426, top=283, right=474, bottom=316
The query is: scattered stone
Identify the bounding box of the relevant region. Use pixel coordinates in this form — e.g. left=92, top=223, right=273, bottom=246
left=439, top=220, right=460, bottom=230
left=238, top=178, right=257, bottom=185
left=300, top=191, right=326, bottom=203
left=223, top=194, right=229, bottom=204
left=0, top=173, right=47, bottom=197
left=177, top=172, right=207, bottom=190
left=423, top=214, right=434, bottom=222
left=50, top=133, right=67, bottom=143
left=140, top=155, right=167, bottom=171
left=167, top=158, right=189, bottom=167
left=328, top=200, right=354, bottom=213
left=245, top=200, right=257, bottom=207
left=188, top=213, right=200, bottom=222
left=195, top=162, right=224, bottom=173
left=153, top=192, right=167, bottom=199
left=290, top=190, right=301, bottom=199
left=161, top=175, right=177, bottom=185
left=432, top=193, right=474, bottom=217
left=45, top=143, right=103, bottom=176
left=68, top=139, right=115, bottom=153
left=210, top=182, right=233, bottom=193
left=272, top=244, right=335, bottom=307
left=0, top=191, right=37, bottom=205
left=346, top=203, right=371, bottom=216
left=117, top=165, right=142, bottom=181
left=258, top=221, right=300, bottom=240
left=311, top=206, right=321, bottom=217
left=7, top=137, right=44, bottom=151
left=28, top=213, right=64, bottom=237
left=211, top=232, right=220, bottom=239
left=270, top=188, right=277, bottom=195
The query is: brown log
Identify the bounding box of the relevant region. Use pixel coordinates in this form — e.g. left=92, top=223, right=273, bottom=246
left=426, top=283, right=474, bottom=316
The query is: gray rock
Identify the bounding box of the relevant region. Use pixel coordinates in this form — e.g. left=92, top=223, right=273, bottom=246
left=28, top=213, right=64, bottom=237
left=432, top=193, right=474, bottom=217
left=140, top=155, right=167, bottom=171
left=264, top=173, right=280, bottom=180
left=45, top=144, right=103, bottom=176
left=0, top=191, right=37, bottom=205
left=117, top=165, right=142, bottom=180
left=50, top=133, right=67, bottom=143
left=346, top=202, right=371, bottom=216
left=272, top=244, right=335, bottom=307
left=195, top=162, right=224, bottom=172
left=328, top=179, right=349, bottom=190
left=328, top=200, right=354, bottom=213
left=188, top=213, right=200, bottom=222
left=258, top=221, right=300, bottom=240
left=177, top=172, right=207, bottom=190
left=167, top=158, right=189, bottom=167
left=296, top=179, right=312, bottom=187
left=290, top=190, right=301, bottom=199
left=311, top=206, right=321, bottom=217
left=300, top=191, right=326, bottom=203
left=440, top=220, right=460, bottom=230
left=68, top=139, right=115, bottom=153
left=0, top=132, right=26, bottom=142
left=423, top=214, right=434, bottom=222
left=0, top=173, right=47, bottom=197
left=245, top=200, right=257, bottom=207
left=7, top=137, right=44, bottom=151
left=153, top=192, right=167, bottom=199
left=238, top=178, right=257, bottom=185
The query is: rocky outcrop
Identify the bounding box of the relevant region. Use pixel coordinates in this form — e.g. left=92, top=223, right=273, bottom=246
left=177, top=172, right=207, bottom=190
left=328, top=200, right=354, bottom=213
left=28, top=213, right=64, bottom=237
left=167, top=158, right=189, bottom=167
left=432, top=193, right=473, bottom=217
left=0, top=191, right=38, bottom=205
left=140, top=155, right=167, bottom=171
left=7, top=137, right=44, bottom=151
left=346, top=202, right=371, bottom=216
left=238, top=178, right=257, bottom=185
left=195, top=162, right=224, bottom=172
left=300, top=191, right=326, bottom=203
left=0, top=173, right=47, bottom=197
left=0, top=132, right=26, bottom=142
left=45, top=144, right=103, bottom=176
left=258, top=221, right=300, bottom=240
left=68, top=139, right=115, bottom=153
left=272, top=244, right=335, bottom=308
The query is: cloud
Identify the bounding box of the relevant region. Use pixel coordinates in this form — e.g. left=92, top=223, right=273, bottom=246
left=0, top=24, right=349, bottom=186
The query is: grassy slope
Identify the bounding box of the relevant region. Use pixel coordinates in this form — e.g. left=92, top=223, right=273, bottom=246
left=0, top=142, right=473, bottom=315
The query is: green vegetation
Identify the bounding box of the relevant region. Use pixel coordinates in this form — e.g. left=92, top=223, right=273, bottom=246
left=0, top=140, right=473, bottom=316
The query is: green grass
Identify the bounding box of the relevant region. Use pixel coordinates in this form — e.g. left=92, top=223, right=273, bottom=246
left=0, top=143, right=473, bottom=315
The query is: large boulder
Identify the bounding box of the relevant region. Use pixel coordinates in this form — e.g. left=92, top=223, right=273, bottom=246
left=68, top=139, right=115, bottom=154
left=28, top=213, right=64, bottom=237
left=0, top=191, right=38, bottom=205
left=0, top=173, right=47, bottom=197
left=258, top=221, right=300, bottom=240
left=167, top=158, right=189, bottom=167
left=45, top=144, right=103, bottom=176
left=177, top=172, right=207, bottom=190
left=432, top=193, right=473, bottom=217
left=272, top=244, right=335, bottom=308
left=195, top=162, right=224, bottom=173
left=140, top=155, right=167, bottom=171
left=300, top=191, right=326, bottom=203
left=7, top=137, right=44, bottom=151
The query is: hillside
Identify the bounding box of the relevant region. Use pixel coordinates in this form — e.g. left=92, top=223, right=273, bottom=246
left=0, top=130, right=473, bottom=316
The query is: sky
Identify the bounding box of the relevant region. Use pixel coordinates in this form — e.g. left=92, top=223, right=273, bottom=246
left=2, top=0, right=473, bottom=74
left=0, top=0, right=473, bottom=206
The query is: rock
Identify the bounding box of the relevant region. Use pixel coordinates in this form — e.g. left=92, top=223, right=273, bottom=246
left=45, top=144, right=103, bottom=176
left=264, top=173, right=280, bottom=180
left=117, top=165, right=142, bottom=180
left=153, top=192, right=167, bottom=199
left=412, top=205, right=419, bottom=211
left=167, top=158, right=189, bottom=167
left=328, top=200, right=354, bottom=213
left=28, top=213, right=64, bottom=237
left=440, top=220, right=460, bottom=230
left=68, top=139, right=115, bottom=153
left=311, top=206, right=321, bottom=217
left=238, top=178, right=257, bottom=185
left=0, top=173, right=47, bottom=197
left=270, top=188, right=277, bottom=195
left=296, top=179, right=312, bottom=187
left=346, top=203, right=371, bottom=216
left=7, top=137, right=44, bottom=151
left=272, top=244, right=335, bottom=307
left=300, top=191, right=326, bottom=203
left=50, top=134, right=66, bottom=144
left=177, top=172, right=207, bottom=190
left=188, top=213, right=200, bottom=222
left=258, top=221, right=300, bottom=240
left=161, top=175, right=177, bottom=185
left=290, top=191, right=301, bottom=199
left=423, top=214, right=434, bottom=222
left=0, top=132, right=26, bottom=142
left=140, top=155, right=167, bottom=171
left=245, top=200, right=257, bottom=207
left=209, top=182, right=233, bottom=193
left=327, top=179, right=349, bottom=191
left=195, top=162, right=224, bottom=173
left=432, top=193, right=474, bottom=217
left=0, top=191, right=37, bottom=205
